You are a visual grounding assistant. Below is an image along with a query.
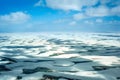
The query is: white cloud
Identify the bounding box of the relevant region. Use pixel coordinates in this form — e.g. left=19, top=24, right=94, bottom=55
left=34, top=0, right=45, bottom=7
left=73, top=5, right=120, bottom=20
left=0, top=12, right=30, bottom=24
left=53, top=19, right=67, bottom=24
left=36, top=0, right=98, bottom=11
left=73, top=7, right=109, bottom=20
left=86, top=5, right=120, bottom=17
left=73, top=6, right=110, bottom=20
left=84, top=20, right=94, bottom=24
left=69, top=21, right=76, bottom=26
left=111, top=6, right=120, bottom=16
left=99, top=0, right=120, bottom=6
left=96, top=19, right=103, bottom=23
left=35, top=0, right=120, bottom=24
left=73, top=13, right=88, bottom=20
left=86, top=6, right=110, bottom=17
left=100, top=0, right=111, bottom=4
left=110, top=0, right=120, bottom=6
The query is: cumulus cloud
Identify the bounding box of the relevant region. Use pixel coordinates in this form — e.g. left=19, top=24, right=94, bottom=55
left=73, top=13, right=88, bottom=20
left=109, top=0, right=120, bottom=6
left=53, top=19, right=67, bottom=24
left=96, top=19, right=103, bottom=23
left=73, top=5, right=120, bottom=20
left=100, top=0, right=112, bottom=5
left=36, top=0, right=98, bottom=11
left=69, top=21, right=77, bottom=26
left=0, top=12, right=30, bottom=24
left=34, top=0, right=46, bottom=7
left=86, top=5, right=120, bottom=17
left=86, top=6, right=110, bottom=17
left=35, top=0, right=120, bottom=26
left=84, top=20, right=94, bottom=24
left=111, top=6, right=120, bottom=16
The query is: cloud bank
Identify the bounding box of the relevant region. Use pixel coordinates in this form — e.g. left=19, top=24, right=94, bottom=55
left=36, top=0, right=98, bottom=11
left=36, top=0, right=120, bottom=20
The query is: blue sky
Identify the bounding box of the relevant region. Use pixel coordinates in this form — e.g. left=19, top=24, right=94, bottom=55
left=0, top=0, right=120, bottom=32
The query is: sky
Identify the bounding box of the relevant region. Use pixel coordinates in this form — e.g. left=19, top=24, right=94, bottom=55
left=0, top=0, right=120, bottom=32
